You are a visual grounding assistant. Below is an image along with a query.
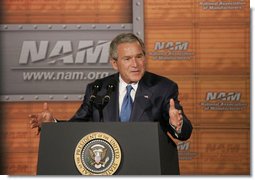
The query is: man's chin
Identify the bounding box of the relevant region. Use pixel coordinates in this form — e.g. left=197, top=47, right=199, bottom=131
left=128, top=71, right=144, bottom=82
left=130, top=76, right=142, bottom=83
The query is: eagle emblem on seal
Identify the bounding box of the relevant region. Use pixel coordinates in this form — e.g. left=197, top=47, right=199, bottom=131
left=88, top=144, right=110, bottom=169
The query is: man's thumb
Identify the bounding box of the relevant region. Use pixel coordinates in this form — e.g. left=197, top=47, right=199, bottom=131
left=43, top=102, right=49, bottom=111
left=170, top=99, right=175, bottom=110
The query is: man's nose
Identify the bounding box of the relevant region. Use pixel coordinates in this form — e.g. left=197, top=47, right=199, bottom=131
left=130, top=57, right=138, bottom=66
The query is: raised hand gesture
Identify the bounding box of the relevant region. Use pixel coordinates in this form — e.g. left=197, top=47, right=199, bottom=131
left=169, top=98, right=183, bottom=132
left=29, top=102, right=54, bottom=135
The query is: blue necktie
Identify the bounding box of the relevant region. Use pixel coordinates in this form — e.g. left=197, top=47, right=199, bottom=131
left=120, top=85, right=133, bottom=122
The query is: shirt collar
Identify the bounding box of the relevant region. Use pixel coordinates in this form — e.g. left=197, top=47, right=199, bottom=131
left=119, top=75, right=139, bottom=92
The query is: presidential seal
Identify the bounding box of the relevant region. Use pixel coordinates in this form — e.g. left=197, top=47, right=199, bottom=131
left=74, top=132, right=121, bottom=175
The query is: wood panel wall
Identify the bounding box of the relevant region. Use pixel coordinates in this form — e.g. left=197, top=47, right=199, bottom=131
left=0, top=0, right=250, bottom=175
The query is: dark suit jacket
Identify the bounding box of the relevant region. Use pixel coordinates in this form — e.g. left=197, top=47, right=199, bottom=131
left=69, top=71, right=192, bottom=141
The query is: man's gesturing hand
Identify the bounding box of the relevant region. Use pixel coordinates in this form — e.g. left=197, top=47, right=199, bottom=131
left=29, top=102, right=54, bottom=135
left=169, top=99, right=183, bottom=132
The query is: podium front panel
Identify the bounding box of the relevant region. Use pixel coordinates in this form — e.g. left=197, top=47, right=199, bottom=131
left=37, top=122, right=178, bottom=175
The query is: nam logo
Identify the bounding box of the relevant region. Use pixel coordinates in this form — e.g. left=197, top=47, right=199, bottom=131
left=19, top=40, right=110, bottom=65
left=177, top=141, right=190, bottom=151
left=201, top=91, right=247, bottom=111
left=154, top=41, right=189, bottom=51
left=206, top=92, right=240, bottom=101
left=149, top=40, right=193, bottom=60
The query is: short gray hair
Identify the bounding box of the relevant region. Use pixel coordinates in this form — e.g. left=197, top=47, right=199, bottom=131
left=109, top=33, right=145, bottom=60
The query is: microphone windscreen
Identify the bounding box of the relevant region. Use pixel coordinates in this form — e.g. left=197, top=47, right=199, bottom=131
left=107, top=78, right=117, bottom=90
left=92, top=80, right=103, bottom=90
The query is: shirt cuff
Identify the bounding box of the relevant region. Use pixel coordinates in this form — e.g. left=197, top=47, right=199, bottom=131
left=170, top=121, right=183, bottom=137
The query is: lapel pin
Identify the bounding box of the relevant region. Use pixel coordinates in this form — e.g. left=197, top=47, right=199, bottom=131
left=144, top=95, right=149, bottom=99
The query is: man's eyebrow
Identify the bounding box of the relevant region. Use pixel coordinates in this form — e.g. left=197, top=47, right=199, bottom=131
left=137, top=53, right=144, bottom=56
left=126, top=53, right=143, bottom=57
left=122, top=55, right=131, bottom=59
left=121, top=52, right=144, bottom=59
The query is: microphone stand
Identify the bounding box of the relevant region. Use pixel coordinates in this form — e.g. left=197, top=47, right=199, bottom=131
left=90, top=79, right=116, bottom=122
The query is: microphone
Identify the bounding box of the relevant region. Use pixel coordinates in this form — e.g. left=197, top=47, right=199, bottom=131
left=103, top=79, right=117, bottom=104
left=89, top=80, right=102, bottom=103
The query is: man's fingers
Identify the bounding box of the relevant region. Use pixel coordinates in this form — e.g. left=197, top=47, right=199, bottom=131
left=29, top=104, right=48, bottom=132
left=28, top=114, right=37, bottom=118
left=31, top=123, right=38, bottom=129
left=36, top=127, right=41, bottom=135
left=169, top=99, right=183, bottom=132
left=30, top=119, right=36, bottom=124
left=30, top=117, right=40, bottom=129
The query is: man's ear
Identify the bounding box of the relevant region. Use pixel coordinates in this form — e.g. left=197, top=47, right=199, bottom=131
left=110, top=59, right=118, bottom=71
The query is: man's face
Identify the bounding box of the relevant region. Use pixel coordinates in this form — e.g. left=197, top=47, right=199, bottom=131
left=111, top=42, right=146, bottom=84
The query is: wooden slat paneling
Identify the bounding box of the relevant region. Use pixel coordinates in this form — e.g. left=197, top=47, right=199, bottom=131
left=197, top=25, right=250, bottom=75
left=145, top=0, right=194, bottom=26
left=2, top=0, right=132, bottom=23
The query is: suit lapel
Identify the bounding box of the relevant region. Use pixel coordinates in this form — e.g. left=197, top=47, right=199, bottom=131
left=130, top=72, right=153, bottom=122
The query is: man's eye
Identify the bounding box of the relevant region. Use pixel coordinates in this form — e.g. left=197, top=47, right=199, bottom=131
left=136, top=55, right=144, bottom=60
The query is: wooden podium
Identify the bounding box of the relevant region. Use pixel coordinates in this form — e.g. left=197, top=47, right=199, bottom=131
left=37, top=122, right=180, bottom=175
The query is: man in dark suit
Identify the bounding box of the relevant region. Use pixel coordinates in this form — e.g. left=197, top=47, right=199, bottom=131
left=29, top=33, right=192, bottom=141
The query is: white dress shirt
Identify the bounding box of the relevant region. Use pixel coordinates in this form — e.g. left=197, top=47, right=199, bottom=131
left=118, top=76, right=138, bottom=113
